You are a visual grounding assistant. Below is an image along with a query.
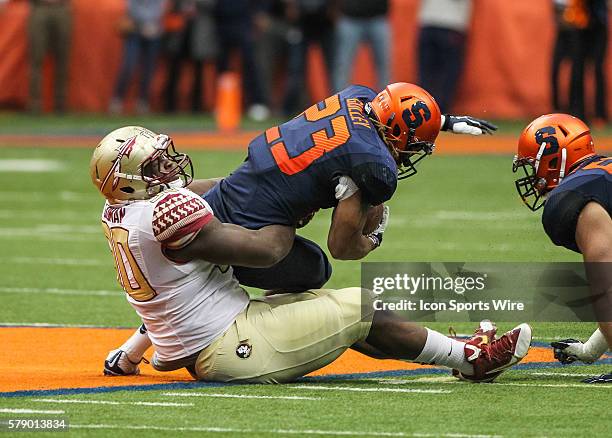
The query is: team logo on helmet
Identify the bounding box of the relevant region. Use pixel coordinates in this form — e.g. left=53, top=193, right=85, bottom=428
left=513, top=114, right=596, bottom=211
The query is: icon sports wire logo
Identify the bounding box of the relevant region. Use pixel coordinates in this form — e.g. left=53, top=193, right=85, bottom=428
left=371, top=273, right=487, bottom=296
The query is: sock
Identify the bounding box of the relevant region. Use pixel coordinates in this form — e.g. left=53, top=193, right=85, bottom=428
left=583, top=329, right=609, bottom=362
left=121, top=324, right=152, bottom=363
left=414, top=328, right=474, bottom=376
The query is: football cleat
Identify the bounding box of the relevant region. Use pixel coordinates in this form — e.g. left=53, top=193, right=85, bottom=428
left=468, top=319, right=497, bottom=347
left=455, top=323, right=532, bottom=383
left=581, top=372, right=612, bottom=384
left=103, top=349, right=143, bottom=376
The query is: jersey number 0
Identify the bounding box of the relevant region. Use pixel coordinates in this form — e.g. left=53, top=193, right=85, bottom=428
left=102, top=222, right=157, bottom=301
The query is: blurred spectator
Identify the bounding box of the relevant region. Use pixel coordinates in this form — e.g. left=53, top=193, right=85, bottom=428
left=28, top=0, right=72, bottom=114
left=332, top=0, right=390, bottom=92
left=283, top=0, right=339, bottom=116
left=253, top=0, right=294, bottom=115
left=109, top=0, right=165, bottom=115
left=417, top=0, right=472, bottom=113
left=163, top=0, right=218, bottom=113
left=214, top=0, right=269, bottom=121
left=588, top=0, right=608, bottom=124
left=565, top=0, right=608, bottom=123
left=552, top=0, right=573, bottom=112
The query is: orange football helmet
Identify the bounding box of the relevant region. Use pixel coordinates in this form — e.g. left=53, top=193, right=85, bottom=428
left=513, top=113, right=595, bottom=210
left=366, top=82, right=442, bottom=179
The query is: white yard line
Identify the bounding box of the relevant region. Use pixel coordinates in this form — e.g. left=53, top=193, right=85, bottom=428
left=0, top=230, right=98, bottom=242
left=0, top=191, right=92, bottom=202
left=5, top=257, right=106, bottom=266
left=290, top=385, right=451, bottom=394
left=432, top=211, right=532, bottom=221
left=0, top=408, right=65, bottom=415
left=163, top=392, right=320, bottom=401
left=0, top=322, right=118, bottom=328
left=378, top=377, right=458, bottom=385
left=527, top=372, right=599, bottom=377
left=33, top=399, right=193, bottom=407
left=378, top=379, right=610, bottom=389
left=69, top=423, right=500, bottom=438
left=0, top=159, right=65, bottom=172
left=0, top=287, right=121, bottom=297
left=493, top=383, right=612, bottom=389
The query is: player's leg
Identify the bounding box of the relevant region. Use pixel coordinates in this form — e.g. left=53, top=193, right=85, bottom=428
left=194, top=287, right=373, bottom=383
left=231, top=235, right=332, bottom=291
left=362, top=309, right=531, bottom=382
left=598, top=322, right=612, bottom=349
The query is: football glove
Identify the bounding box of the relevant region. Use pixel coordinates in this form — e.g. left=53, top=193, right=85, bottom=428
left=366, top=205, right=389, bottom=248
left=441, top=115, right=498, bottom=135
left=551, top=338, right=602, bottom=364
left=581, top=372, right=612, bottom=384
left=104, top=349, right=147, bottom=376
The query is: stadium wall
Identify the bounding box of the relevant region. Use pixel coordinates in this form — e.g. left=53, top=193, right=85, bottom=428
left=0, top=0, right=608, bottom=119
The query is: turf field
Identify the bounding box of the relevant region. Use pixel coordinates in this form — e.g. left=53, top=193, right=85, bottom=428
left=0, top=114, right=610, bottom=437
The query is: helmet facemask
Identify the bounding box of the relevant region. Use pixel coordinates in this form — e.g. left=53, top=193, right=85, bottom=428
left=140, top=135, right=194, bottom=194
left=512, top=155, right=548, bottom=211
left=367, top=106, right=435, bottom=180
left=397, top=125, right=435, bottom=180
left=113, top=134, right=194, bottom=199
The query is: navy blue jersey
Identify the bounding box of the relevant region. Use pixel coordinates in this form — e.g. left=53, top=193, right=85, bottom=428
left=542, top=155, right=612, bottom=252
left=204, top=85, right=397, bottom=228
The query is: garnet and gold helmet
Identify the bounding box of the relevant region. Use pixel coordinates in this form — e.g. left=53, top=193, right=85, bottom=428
left=90, top=126, right=193, bottom=203
left=366, top=82, right=442, bottom=179
left=513, top=114, right=595, bottom=210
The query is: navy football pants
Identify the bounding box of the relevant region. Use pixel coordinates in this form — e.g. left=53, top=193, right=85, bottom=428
left=232, top=235, right=332, bottom=292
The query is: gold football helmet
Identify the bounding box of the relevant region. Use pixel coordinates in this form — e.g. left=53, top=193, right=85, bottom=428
left=90, top=126, right=193, bottom=203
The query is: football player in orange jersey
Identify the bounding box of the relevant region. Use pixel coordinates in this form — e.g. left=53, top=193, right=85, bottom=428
left=513, top=113, right=611, bottom=383
left=191, top=82, right=496, bottom=292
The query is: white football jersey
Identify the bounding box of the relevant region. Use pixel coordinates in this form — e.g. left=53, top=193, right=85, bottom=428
left=100, top=187, right=249, bottom=361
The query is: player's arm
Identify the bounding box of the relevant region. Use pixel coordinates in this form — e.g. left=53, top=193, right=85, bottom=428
left=574, top=201, right=612, bottom=351
left=440, top=115, right=497, bottom=135
left=187, top=177, right=224, bottom=195
left=168, top=218, right=295, bottom=268
left=553, top=202, right=612, bottom=364
left=153, top=189, right=294, bottom=268
left=328, top=189, right=385, bottom=260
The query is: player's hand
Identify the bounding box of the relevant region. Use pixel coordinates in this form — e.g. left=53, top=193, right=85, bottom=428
left=551, top=338, right=600, bottom=364
left=104, top=349, right=142, bottom=376
left=441, top=115, right=498, bottom=135
left=366, top=206, right=389, bottom=249
left=581, top=373, right=612, bottom=384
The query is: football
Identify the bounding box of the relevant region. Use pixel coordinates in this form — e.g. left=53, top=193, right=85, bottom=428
left=363, top=204, right=384, bottom=235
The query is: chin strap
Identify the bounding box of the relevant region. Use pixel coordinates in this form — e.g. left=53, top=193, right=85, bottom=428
left=558, top=148, right=567, bottom=183
left=534, top=142, right=547, bottom=173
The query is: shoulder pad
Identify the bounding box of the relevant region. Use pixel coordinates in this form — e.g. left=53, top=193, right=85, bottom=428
left=351, top=162, right=397, bottom=206
left=542, top=189, right=594, bottom=253
left=338, top=85, right=377, bottom=101
left=152, top=189, right=213, bottom=245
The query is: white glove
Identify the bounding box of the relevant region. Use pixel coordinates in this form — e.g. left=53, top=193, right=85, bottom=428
left=367, top=206, right=390, bottom=248
left=441, top=115, right=497, bottom=136
left=551, top=329, right=609, bottom=364
left=335, top=175, right=359, bottom=201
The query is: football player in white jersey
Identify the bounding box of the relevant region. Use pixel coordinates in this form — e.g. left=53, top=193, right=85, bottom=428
left=93, top=126, right=532, bottom=383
